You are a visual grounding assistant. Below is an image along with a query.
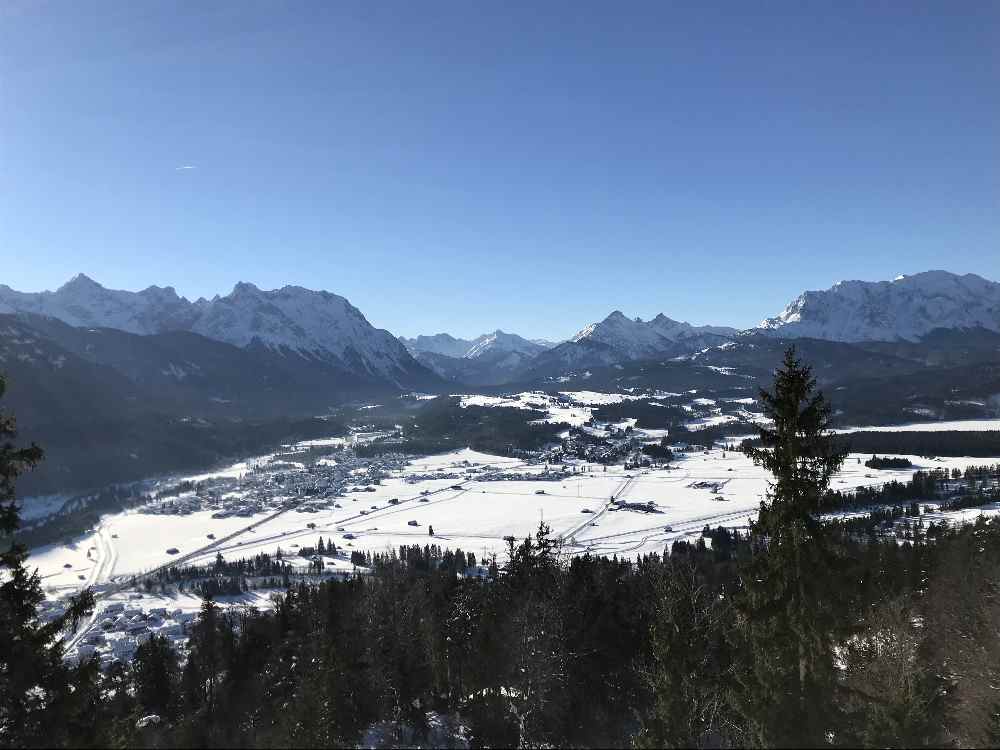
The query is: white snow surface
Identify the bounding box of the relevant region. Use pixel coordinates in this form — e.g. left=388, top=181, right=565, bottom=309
left=31, top=448, right=1000, bottom=598
left=835, top=418, right=1000, bottom=433
left=557, top=390, right=644, bottom=405
left=455, top=392, right=592, bottom=426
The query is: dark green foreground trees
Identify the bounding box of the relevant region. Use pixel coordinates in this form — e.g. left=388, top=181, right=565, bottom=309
left=3, top=355, right=1000, bottom=747
left=0, top=375, right=95, bottom=746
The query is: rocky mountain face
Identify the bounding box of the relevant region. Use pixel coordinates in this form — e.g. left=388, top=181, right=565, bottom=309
left=757, top=271, right=1000, bottom=342
left=524, top=311, right=738, bottom=376
left=0, top=274, right=194, bottom=334
left=570, top=311, right=736, bottom=358
left=188, top=282, right=424, bottom=383
left=0, top=275, right=435, bottom=387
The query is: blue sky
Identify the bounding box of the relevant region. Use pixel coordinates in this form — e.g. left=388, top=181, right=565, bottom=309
left=2, top=1, right=997, bottom=340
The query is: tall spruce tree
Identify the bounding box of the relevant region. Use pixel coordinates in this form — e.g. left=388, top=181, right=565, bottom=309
left=0, top=374, right=95, bottom=746
left=737, top=347, right=847, bottom=747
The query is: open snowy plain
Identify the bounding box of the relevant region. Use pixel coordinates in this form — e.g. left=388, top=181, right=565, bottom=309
left=31, top=442, right=1000, bottom=602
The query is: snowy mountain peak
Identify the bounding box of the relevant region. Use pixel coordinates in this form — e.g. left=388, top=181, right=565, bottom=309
left=230, top=281, right=263, bottom=297
left=464, top=330, right=547, bottom=359
left=573, top=311, right=737, bottom=349
left=187, top=283, right=416, bottom=380
left=758, top=270, right=1000, bottom=342
left=58, top=272, right=102, bottom=292
left=0, top=274, right=194, bottom=335
left=556, top=310, right=738, bottom=367
left=0, top=276, right=430, bottom=386
left=403, top=329, right=552, bottom=360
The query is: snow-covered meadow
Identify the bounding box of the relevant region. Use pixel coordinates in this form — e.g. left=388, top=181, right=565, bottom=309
left=835, top=418, right=1000, bottom=433
left=454, top=389, right=768, bottom=435
left=30, top=445, right=1000, bottom=599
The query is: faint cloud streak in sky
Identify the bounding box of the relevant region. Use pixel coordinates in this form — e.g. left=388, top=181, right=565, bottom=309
left=175, top=165, right=197, bottom=171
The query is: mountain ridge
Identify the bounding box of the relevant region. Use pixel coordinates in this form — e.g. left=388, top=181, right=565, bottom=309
left=402, top=329, right=552, bottom=359
left=5, top=269, right=1000, bottom=390
left=0, top=275, right=435, bottom=388
left=757, top=270, right=1000, bottom=342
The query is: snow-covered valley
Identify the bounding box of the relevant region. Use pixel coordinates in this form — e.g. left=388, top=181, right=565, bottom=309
left=30, top=416, right=1000, bottom=671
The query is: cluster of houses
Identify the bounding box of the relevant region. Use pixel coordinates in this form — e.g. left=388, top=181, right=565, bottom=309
left=63, top=597, right=196, bottom=670
left=476, top=466, right=574, bottom=483
left=403, top=471, right=464, bottom=484
left=139, top=449, right=411, bottom=519
left=554, top=431, right=635, bottom=464
left=610, top=499, right=662, bottom=514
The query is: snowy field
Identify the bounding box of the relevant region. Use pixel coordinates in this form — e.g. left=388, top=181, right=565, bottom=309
left=454, top=389, right=768, bottom=434
left=30, top=446, right=1000, bottom=601
left=836, top=418, right=1000, bottom=433
left=456, top=392, right=593, bottom=426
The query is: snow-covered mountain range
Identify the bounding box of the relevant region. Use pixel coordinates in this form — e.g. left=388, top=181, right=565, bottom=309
left=4, top=270, right=1000, bottom=391
left=570, top=311, right=737, bottom=359
left=465, top=330, right=551, bottom=359
left=758, top=271, right=1000, bottom=342
left=402, top=330, right=552, bottom=360
left=0, top=274, right=193, bottom=335
left=0, top=274, right=428, bottom=384
left=521, top=312, right=738, bottom=375
left=402, top=330, right=555, bottom=386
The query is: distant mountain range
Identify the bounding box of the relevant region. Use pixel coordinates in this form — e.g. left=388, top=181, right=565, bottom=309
left=0, top=276, right=441, bottom=494
left=404, top=271, right=1000, bottom=380
left=2, top=269, right=999, bottom=494
left=522, top=312, right=738, bottom=377
left=4, top=270, right=999, bottom=394
left=4, top=270, right=999, bottom=392
left=0, top=274, right=434, bottom=387
left=402, top=330, right=556, bottom=385
left=402, top=330, right=552, bottom=360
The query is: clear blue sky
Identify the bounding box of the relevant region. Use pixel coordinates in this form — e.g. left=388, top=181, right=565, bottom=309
left=2, top=1, right=997, bottom=340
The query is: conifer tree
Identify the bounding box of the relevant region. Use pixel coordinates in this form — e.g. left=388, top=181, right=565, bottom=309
left=737, top=347, right=847, bottom=746
left=190, top=597, right=222, bottom=718
left=0, top=375, right=95, bottom=746
left=133, top=634, right=180, bottom=720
